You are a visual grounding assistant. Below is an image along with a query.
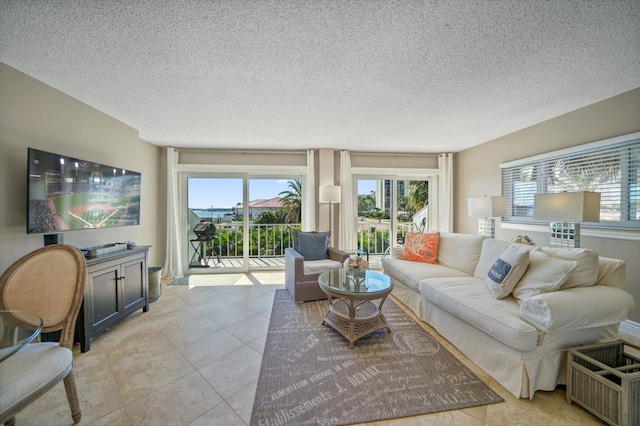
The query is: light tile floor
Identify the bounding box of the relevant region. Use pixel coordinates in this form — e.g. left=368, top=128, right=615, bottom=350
left=13, top=271, right=635, bottom=425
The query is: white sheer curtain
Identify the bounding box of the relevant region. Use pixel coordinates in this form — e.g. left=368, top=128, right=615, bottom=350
left=338, top=150, right=356, bottom=250
left=437, top=153, right=454, bottom=232
left=301, top=149, right=316, bottom=231
left=163, top=148, right=184, bottom=278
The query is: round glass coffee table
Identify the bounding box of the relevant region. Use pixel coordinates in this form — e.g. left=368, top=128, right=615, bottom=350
left=318, top=269, right=393, bottom=348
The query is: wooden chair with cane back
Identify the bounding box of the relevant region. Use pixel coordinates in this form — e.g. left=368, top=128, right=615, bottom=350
left=0, top=244, right=86, bottom=425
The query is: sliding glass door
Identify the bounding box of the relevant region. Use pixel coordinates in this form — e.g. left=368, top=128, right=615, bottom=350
left=247, top=178, right=301, bottom=268
left=184, top=174, right=303, bottom=273
left=355, top=177, right=430, bottom=263
left=186, top=177, right=244, bottom=271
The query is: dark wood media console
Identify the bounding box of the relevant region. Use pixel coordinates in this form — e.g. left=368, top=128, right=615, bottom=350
left=76, top=245, right=150, bottom=352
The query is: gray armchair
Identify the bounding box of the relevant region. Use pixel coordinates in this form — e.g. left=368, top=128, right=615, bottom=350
left=285, top=231, right=349, bottom=303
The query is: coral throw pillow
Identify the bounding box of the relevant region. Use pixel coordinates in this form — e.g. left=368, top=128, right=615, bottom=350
left=401, top=232, right=440, bottom=264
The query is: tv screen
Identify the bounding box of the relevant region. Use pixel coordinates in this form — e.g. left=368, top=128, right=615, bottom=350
left=27, top=148, right=141, bottom=234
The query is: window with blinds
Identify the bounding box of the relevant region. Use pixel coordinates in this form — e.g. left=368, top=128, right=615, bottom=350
left=500, top=133, right=639, bottom=229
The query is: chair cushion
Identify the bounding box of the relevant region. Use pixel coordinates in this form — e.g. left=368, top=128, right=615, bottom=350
left=303, top=259, right=343, bottom=276
left=0, top=343, right=72, bottom=414
left=294, top=231, right=330, bottom=260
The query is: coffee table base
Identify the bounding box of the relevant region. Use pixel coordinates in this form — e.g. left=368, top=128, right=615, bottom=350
left=322, top=298, right=391, bottom=348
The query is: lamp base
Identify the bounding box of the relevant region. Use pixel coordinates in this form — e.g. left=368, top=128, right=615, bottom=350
left=549, top=222, right=580, bottom=247
left=478, top=218, right=496, bottom=238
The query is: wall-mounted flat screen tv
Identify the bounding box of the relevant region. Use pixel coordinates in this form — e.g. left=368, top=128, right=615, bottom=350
left=27, top=148, right=141, bottom=234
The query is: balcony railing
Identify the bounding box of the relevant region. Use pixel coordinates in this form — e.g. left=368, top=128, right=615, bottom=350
left=192, top=221, right=421, bottom=264
left=355, top=221, right=420, bottom=255
left=198, top=223, right=301, bottom=258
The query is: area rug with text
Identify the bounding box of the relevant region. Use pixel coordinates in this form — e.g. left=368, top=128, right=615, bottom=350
left=250, top=290, right=502, bottom=425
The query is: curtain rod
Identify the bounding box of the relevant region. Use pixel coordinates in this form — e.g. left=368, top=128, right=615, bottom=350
left=165, top=147, right=440, bottom=157
left=173, top=148, right=307, bottom=155
left=350, top=151, right=440, bottom=157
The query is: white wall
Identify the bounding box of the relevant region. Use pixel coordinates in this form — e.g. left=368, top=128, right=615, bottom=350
left=455, top=87, right=640, bottom=322
left=0, top=63, right=163, bottom=271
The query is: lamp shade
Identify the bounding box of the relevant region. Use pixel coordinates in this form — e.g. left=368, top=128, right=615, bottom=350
left=467, top=196, right=505, bottom=218
left=533, top=192, right=601, bottom=222
left=319, top=185, right=341, bottom=203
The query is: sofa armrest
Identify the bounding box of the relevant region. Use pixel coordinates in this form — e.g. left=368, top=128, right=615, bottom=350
left=390, top=247, right=404, bottom=259
left=328, top=247, right=349, bottom=264
left=520, top=286, right=636, bottom=333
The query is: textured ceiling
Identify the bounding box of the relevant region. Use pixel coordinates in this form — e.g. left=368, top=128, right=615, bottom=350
left=1, top=1, right=639, bottom=153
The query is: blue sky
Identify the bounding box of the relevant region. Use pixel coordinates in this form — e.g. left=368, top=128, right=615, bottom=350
left=188, top=178, right=377, bottom=209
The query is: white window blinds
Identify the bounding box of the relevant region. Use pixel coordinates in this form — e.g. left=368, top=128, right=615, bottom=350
left=500, top=133, right=640, bottom=229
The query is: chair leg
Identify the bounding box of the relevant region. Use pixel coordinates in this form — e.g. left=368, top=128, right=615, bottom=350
left=63, top=372, right=82, bottom=423
left=3, top=415, right=17, bottom=426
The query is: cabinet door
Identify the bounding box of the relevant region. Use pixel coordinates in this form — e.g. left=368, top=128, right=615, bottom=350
left=122, top=258, right=145, bottom=310
left=89, top=266, right=120, bottom=327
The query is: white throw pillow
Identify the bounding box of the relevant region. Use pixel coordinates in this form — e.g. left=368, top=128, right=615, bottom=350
left=512, top=248, right=578, bottom=301
left=484, top=246, right=530, bottom=299
left=539, top=247, right=599, bottom=289
left=474, top=238, right=511, bottom=278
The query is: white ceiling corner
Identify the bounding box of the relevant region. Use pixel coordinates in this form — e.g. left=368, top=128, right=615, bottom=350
left=1, top=0, right=639, bottom=153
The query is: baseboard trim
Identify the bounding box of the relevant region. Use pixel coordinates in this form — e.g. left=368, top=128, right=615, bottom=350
left=619, top=320, right=640, bottom=338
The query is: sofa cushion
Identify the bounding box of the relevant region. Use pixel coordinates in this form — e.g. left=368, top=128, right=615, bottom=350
left=485, top=246, right=530, bottom=299
left=419, top=277, right=538, bottom=352
left=382, top=257, right=470, bottom=292
left=539, top=247, right=599, bottom=289
left=303, top=259, right=343, bottom=276
left=294, top=231, right=330, bottom=261
left=437, top=232, right=484, bottom=275
left=512, top=249, right=578, bottom=301
left=400, top=232, right=440, bottom=264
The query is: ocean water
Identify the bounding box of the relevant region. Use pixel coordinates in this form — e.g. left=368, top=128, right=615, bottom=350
left=192, top=209, right=233, bottom=219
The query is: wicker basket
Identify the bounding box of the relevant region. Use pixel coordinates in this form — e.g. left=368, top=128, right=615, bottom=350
left=567, top=340, right=640, bottom=426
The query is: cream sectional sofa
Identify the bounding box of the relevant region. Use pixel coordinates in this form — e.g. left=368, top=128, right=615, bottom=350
left=382, top=232, right=636, bottom=399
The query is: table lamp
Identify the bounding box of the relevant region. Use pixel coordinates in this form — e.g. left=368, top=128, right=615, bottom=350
left=533, top=191, right=600, bottom=247
left=468, top=196, right=505, bottom=238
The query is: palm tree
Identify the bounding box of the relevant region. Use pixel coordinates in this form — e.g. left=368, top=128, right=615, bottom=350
left=279, top=179, right=302, bottom=223
left=408, top=181, right=428, bottom=211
